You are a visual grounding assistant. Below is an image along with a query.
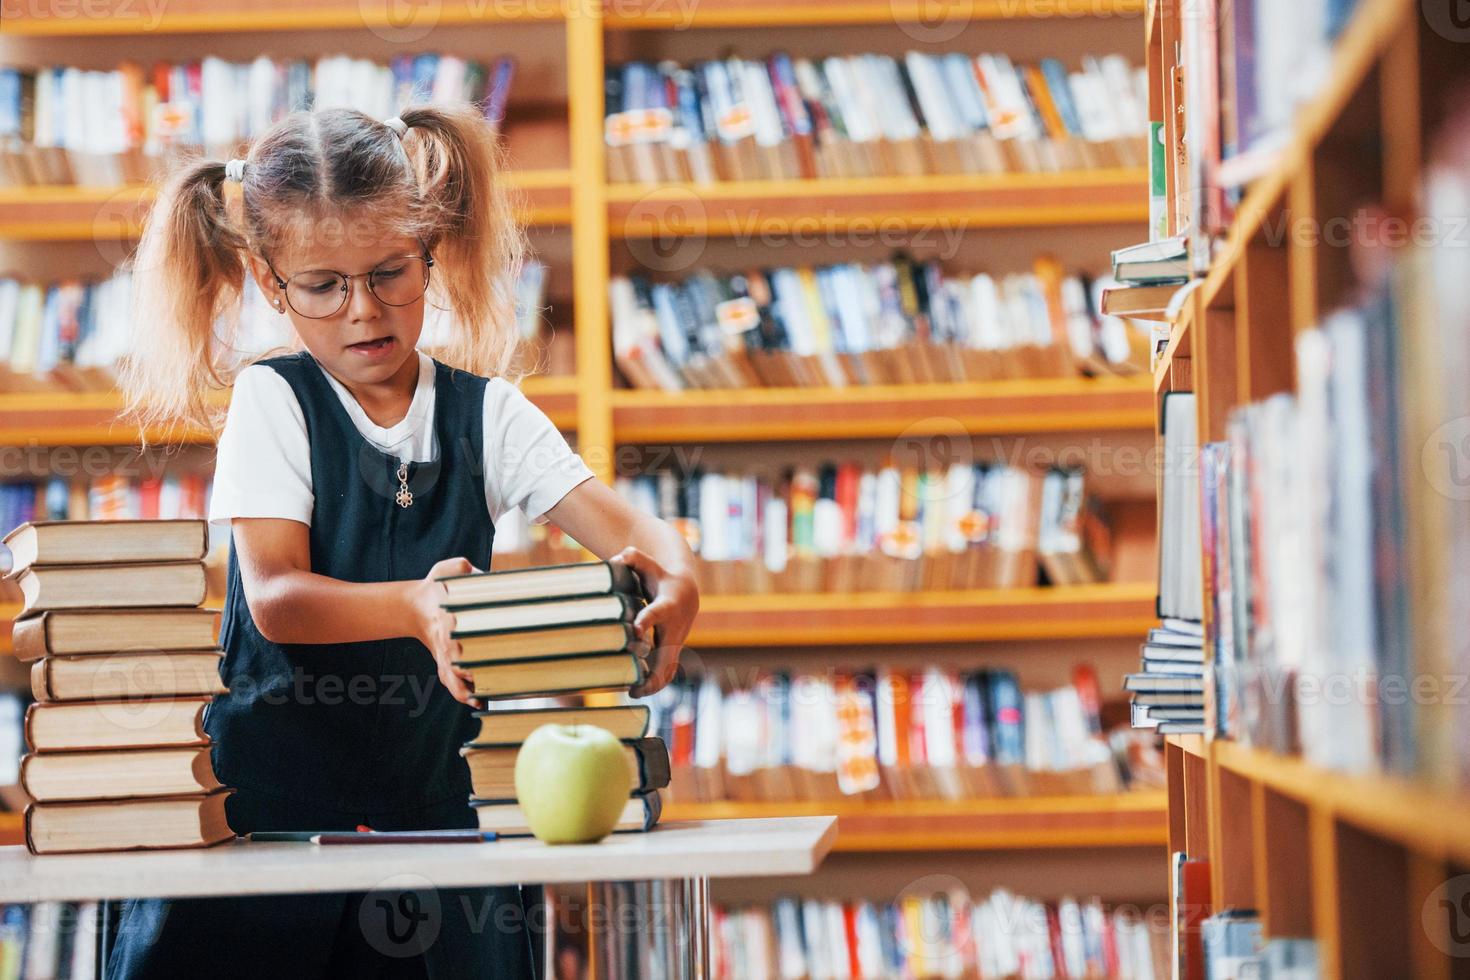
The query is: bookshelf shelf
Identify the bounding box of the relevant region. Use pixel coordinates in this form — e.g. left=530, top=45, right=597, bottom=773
left=607, top=171, right=1149, bottom=238
left=1209, top=741, right=1470, bottom=867
left=602, top=0, right=1146, bottom=29
left=610, top=376, right=1154, bottom=443
left=688, top=582, right=1156, bottom=646
left=662, top=792, right=1169, bottom=852
left=0, top=585, right=1152, bottom=654
left=0, top=171, right=574, bottom=241
left=0, top=0, right=566, bottom=36
left=0, top=375, right=580, bottom=445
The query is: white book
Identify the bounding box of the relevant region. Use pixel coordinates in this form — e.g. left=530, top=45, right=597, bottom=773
left=801, top=900, right=830, bottom=980
left=721, top=689, right=764, bottom=776
left=1061, top=276, right=1098, bottom=360
left=822, top=902, right=848, bottom=980
left=822, top=57, right=873, bottom=143
left=762, top=494, right=788, bottom=573
left=871, top=55, right=921, bottom=141
left=0, top=278, right=19, bottom=367
left=699, top=471, right=727, bottom=561
left=943, top=52, right=988, bottom=134
left=743, top=60, right=785, bottom=147
left=921, top=668, right=958, bottom=767
left=967, top=273, right=1007, bottom=350
left=693, top=674, right=723, bottom=770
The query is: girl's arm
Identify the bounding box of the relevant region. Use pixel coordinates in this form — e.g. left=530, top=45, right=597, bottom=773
left=541, top=478, right=700, bottom=697
left=231, top=517, right=479, bottom=703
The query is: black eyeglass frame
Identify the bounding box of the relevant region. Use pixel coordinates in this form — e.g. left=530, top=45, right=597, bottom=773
left=265, top=249, right=436, bottom=320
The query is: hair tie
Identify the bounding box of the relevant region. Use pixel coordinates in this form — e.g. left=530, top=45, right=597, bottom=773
left=384, top=116, right=408, bottom=138
left=224, top=159, right=246, bottom=183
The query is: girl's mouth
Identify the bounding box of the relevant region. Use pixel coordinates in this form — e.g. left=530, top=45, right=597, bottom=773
left=347, top=336, right=396, bottom=358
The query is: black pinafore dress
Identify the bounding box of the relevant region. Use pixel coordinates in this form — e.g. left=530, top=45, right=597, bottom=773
left=105, top=351, right=535, bottom=979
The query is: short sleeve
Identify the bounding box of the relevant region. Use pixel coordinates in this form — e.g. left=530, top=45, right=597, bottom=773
left=207, top=365, right=315, bottom=526
left=483, top=378, right=595, bottom=524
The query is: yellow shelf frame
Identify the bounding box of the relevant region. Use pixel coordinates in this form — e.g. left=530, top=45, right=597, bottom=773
left=664, top=791, right=1169, bottom=852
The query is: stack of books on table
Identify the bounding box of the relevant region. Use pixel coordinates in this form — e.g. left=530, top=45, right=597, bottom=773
left=440, top=561, right=670, bottom=836
left=4, top=519, right=233, bottom=855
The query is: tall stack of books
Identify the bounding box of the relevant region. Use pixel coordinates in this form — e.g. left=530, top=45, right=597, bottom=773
left=5, top=519, right=233, bottom=855
left=440, top=561, right=670, bottom=836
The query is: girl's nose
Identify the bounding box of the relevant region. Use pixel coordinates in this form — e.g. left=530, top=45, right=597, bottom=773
left=345, top=274, right=383, bottom=323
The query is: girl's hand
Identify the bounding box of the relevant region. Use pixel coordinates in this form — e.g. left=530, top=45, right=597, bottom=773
left=411, top=556, right=480, bottom=706
left=615, top=546, right=699, bottom=698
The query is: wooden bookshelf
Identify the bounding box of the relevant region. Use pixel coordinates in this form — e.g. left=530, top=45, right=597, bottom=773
left=688, top=582, right=1156, bottom=646
left=0, top=375, right=1152, bottom=446
left=611, top=376, right=1153, bottom=443
left=607, top=171, right=1148, bottom=239
left=1146, top=0, right=1470, bottom=975
left=0, top=171, right=573, bottom=240
left=0, top=584, right=1151, bottom=653
left=0, top=0, right=1164, bottom=889
left=603, top=0, right=1146, bottom=29
left=0, top=0, right=567, bottom=35
left=664, top=792, right=1169, bottom=852
left=0, top=374, right=580, bottom=445
left=1166, top=735, right=1470, bottom=979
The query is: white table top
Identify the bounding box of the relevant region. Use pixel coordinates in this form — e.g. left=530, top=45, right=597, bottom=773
left=0, top=817, right=837, bottom=903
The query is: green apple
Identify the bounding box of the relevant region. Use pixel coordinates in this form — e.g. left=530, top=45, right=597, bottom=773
left=514, top=723, right=633, bottom=845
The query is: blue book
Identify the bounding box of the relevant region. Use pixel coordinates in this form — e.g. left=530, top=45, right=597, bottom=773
left=986, top=670, right=1026, bottom=765
left=1040, top=58, right=1084, bottom=136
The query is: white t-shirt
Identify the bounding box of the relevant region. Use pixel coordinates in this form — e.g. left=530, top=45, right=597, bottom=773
left=208, top=350, right=594, bottom=528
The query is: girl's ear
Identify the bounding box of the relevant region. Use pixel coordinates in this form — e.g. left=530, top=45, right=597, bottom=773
left=244, top=254, right=286, bottom=312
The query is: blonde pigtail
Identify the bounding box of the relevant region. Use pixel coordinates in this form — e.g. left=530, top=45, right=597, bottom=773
left=119, top=158, right=248, bottom=442
left=398, top=103, right=527, bottom=382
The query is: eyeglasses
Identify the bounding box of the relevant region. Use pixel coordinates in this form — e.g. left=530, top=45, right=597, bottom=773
left=266, top=252, right=434, bottom=320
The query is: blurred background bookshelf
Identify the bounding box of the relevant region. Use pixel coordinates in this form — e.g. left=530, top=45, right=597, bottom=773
left=0, top=0, right=1177, bottom=971
left=1137, top=0, right=1470, bottom=975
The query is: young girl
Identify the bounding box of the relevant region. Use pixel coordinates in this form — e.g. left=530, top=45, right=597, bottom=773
left=112, top=104, right=698, bottom=978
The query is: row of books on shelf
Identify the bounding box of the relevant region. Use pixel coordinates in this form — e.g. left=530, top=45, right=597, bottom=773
left=618, top=463, right=1113, bottom=595
left=1179, top=0, right=1361, bottom=258
left=604, top=52, right=1147, bottom=184
left=2, top=520, right=233, bottom=855
left=609, top=256, right=1146, bottom=394
left=0, top=53, right=514, bottom=187
left=0, top=261, right=550, bottom=393
left=0, top=903, right=100, bottom=980
left=1159, top=166, right=1470, bottom=785
left=643, top=663, right=1164, bottom=804
left=704, top=889, right=1166, bottom=980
